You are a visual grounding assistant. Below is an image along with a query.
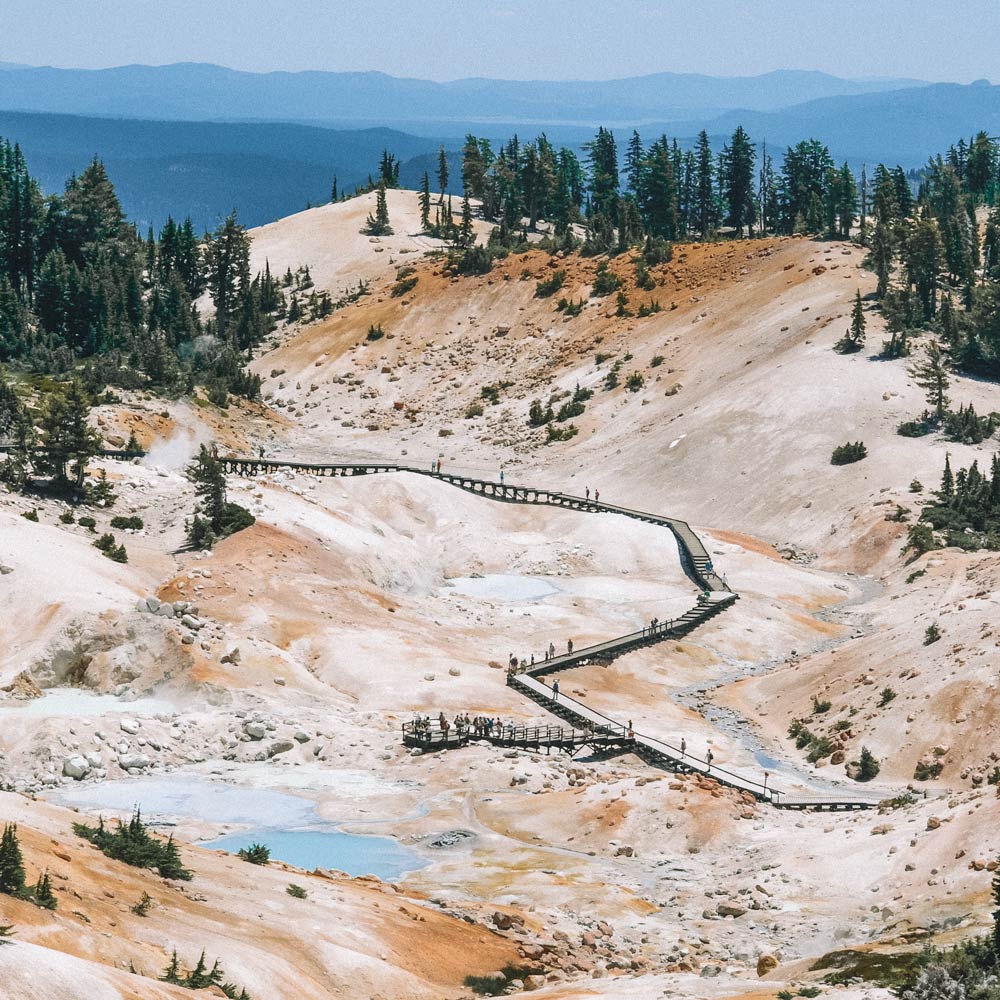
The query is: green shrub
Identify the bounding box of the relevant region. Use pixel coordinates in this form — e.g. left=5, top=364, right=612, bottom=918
left=545, top=423, right=578, bottom=444
left=625, top=372, right=645, bottom=392
left=59, top=510, right=75, bottom=524
left=535, top=270, right=566, bottom=298
left=831, top=441, right=867, bottom=465
left=811, top=697, right=832, bottom=715
left=879, top=687, right=896, bottom=706
left=74, top=811, right=191, bottom=880
left=464, top=402, right=484, bottom=419
left=365, top=324, right=385, bottom=342
left=806, top=737, right=835, bottom=763
left=914, top=759, right=944, bottom=781
left=286, top=884, right=307, bottom=899
left=237, top=843, right=270, bottom=865
left=555, top=399, right=585, bottom=422
left=131, top=892, right=155, bottom=916
left=77, top=515, right=97, bottom=531
left=897, top=420, right=932, bottom=438
left=390, top=274, right=418, bottom=297
left=591, top=262, right=621, bottom=297
left=855, top=746, right=881, bottom=781
left=555, top=296, right=585, bottom=316
left=527, top=400, right=553, bottom=427
left=650, top=355, right=665, bottom=367
left=110, top=515, right=144, bottom=531
left=909, top=479, right=924, bottom=493
left=637, top=300, right=662, bottom=317
left=21, top=509, right=38, bottom=522
left=923, top=623, right=941, bottom=645
left=94, top=533, right=117, bottom=553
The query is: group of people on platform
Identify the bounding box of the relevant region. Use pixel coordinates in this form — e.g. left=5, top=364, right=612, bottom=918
left=409, top=712, right=521, bottom=740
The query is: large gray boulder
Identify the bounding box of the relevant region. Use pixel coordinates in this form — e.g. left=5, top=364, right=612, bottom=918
left=118, top=752, right=152, bottom=771
left=63, top=755, right=91, bottom=780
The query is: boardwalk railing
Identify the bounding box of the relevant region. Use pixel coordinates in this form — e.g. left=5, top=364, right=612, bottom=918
left=20, top=445, right=878, bottom=811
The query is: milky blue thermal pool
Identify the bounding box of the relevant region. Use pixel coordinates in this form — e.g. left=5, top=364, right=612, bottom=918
left=50, top=775, right=425, bottom=880
left=199, top=828, right=422, bottom=880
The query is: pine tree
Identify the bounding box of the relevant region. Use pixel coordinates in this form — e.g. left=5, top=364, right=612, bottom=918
left=437, top=147, right=449, bottom=202
left=156, top=835, right=191, bottom=881
left=363, top=183, right=393, bottom=236
left=869, top=220, right=894, bottom=298
left=186, top=444, right=227, bottom=545
left=34, top=380, right=101, bottom=490
left=459, top=194, right=474, bottom=248
left=837, top=290, right=867, bottom=352
left=0, top=824, right=26, bottom=897
left=204, top=213, right=251, bottom=338
left=909, top=340, right=951, bottom=420
left=161, top=950, right=183, bottom=984
left=33, top=870, right=57, bottom=910
left=0, top=370, right=34, bottom=488
left=330, top=176, right=338, bottom=203
left=721, top=126, right=756, bottom=238
left=419, top=172, right=431, bottom=231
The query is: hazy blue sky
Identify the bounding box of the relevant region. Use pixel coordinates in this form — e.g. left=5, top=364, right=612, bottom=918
left=1, top=0, right=998, bottom=82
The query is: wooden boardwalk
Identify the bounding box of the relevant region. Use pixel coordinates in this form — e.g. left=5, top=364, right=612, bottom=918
left=7, top=445, right=879, bottom=811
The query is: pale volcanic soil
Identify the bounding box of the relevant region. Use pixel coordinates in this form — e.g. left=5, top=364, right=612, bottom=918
left=3, top=188, right=999, bottom=1000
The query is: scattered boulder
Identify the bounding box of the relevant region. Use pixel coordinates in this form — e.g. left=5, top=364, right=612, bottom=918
left=244, top=722, right=267, bottom=740
left=119, top=718, right=140, bottom=735
left=716, top=901, right=747, bottom=918
left=63, top=756, right=91, bottom=780
left=267, top=740, right=295, bottom=758
left=118, top=753, right=151, bottom=771
left=757, top=954, right=779, bottom=977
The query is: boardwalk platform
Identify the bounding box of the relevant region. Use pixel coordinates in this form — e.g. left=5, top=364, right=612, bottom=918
left=11, top=445, right=881, bottom=812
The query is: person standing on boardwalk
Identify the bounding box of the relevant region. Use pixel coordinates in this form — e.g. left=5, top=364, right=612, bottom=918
left=594, top=489, right=600, bottom=502
left=500, top=469, right=505, bottom=485
left=706, top=749, right=714, bottom=771
left=552, top=679, right=560, bottom=700
left=585, top=487, right=590, bottom=500
left=436, top=459, right=442, bottom=473
left=567, top=639, right=574, bottom=654
left=680, top=737, right=686, bottom=757
left=548, top=641, right=555, bottom=659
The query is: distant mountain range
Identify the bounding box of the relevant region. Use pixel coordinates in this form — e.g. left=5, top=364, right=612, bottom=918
left=0, top=63, right=998, bottom=233
left=0, top=62, right=929, bottom=126
left=0, top=110, right=446, bottom=232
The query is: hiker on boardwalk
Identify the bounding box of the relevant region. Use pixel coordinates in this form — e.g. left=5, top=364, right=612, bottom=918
left=706, top=749, right=714, bottom=771
left=436, top=459, right=442, bottom=473
left=627, top=720, right=634, bottom=739
left=680, top=737, right=686, bottom=757
left=594, top=489, right=600, bottom=502
left=258, top=445, right=265, bottom=459
left=552, top=679, right=560, bottom=700
left=548, top=641, right=555, bottom=659
left=500, top=469, right=505, bottom=485
left=567, top=639, right=574, bottom=654
left=585, top=487, right=590, bottom=500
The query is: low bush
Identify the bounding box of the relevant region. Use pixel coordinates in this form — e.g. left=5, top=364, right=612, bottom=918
left=110, top=515, right=143, bottom=531
left=237, top=843, right=270, bottom=865
left=831, top=441, right=867, bottom=465
left=535, top=270, right=566, bottom=298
